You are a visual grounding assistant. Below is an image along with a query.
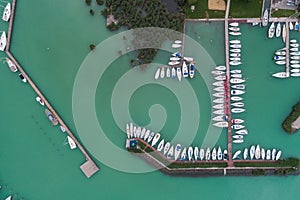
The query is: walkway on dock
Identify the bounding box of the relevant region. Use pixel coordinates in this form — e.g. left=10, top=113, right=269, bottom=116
left=5, top=0, right=99, bottom=178
left=224, top=0, right=234, bottom=167
left=285, top=20, right=290, bottom=76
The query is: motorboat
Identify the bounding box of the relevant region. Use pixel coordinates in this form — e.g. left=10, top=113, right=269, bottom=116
left=290, top=21, right=294, bottom=30
left=291, top=68, right=300, bottom=73
left=171, top=67, right=176, bottom=78
left=250, top=145, right=255, bottom=159
left=290, top=47, right=298, bottom=52
left=213, top=87, right=225, bottom=92
left=290, top=43, right=299, bottom=48
left=132, top=126, right=137, bottom=138
left=157, top=139, right=164, bottom=152
left=223, top=149, right=228, bottom=160
left=216, top=65, right=226, bottom=70
left=45, top=109, right=58, bottom=126
left=231, top=118, right=244, bottom=124
left=252, top=22, right=259, bottom=26
left=230, top=61, right=242, bottom=66
left=243, top=148, right=248, bottom=160
left=167, top=145, right=174, bottom=160
left=229, top=32, right=241, bottom=36
left=160, top=67, right=165, bottom=78
left=174, top=144, right=182, bottom=160
left=2, top=3, right=11, bottom=22
left=275, top=150, right=282, bottom=160
left=136, top=127, right=141, bottom=138
left=199, top=149, right=205, bottom=160
left=231, top=102, right=244, bottom=107
left=231, top=124, right=245, bottom=130
left=291, top=52, right=300, bottom=56
left=268, top=22, right=275, bottom=38
left=182, top=62, right=189, bottom=78
left=232, top=150, right=241, bottom=159
left=189, top=63, right=195, bottom=78
left=205, top=148, right=211, bottom=160
left=168, top=61, right=180, bottom=66
left=266, top=149, right=271, bottom=160
left=177, top=67, right=182, bottom=81
left=233, top=134, right=243, bottom=140
left=290, top=39, right=297, bottom=43
left=262, top=9, right=269, bottom=27
left=272, top=72, right=288, bottom=78
left=172, top=52, right=181, bottom=57
left=129, top=123, right=133, bottom=138
left=275, top=51, right=286, bottom=56
left=255, top=145, right=261, bottom=159
left=194, top=147, right=199, bottom=160
left=290, top=60, right=299, bottom=64
left=217, top=147, right=222, bottom=160
left=144, top=129, right=150, bottom=140
left=233, top=139, right=243, bottom=144
left=230, top=53, right=241, bottom=57
left=272, top=148, right=276, bottom=160
left=212, top=115, right=226, bottom=121
left=231, top=84, right=245, bottom=89
left=231, top=74, right=242, bottom=78
left=188, top=146, right=193, bottom=161
left=213, top=121, right=228, bottom=128
left=154, top=68, right=160, bottom=80
left=231, top=108, right=245, bottom=113
left=230, top=57, right=241, bottom=61
left=261, top=148, right=265, bottom=160
left=60, top=125, right=66, bottom=133
left=229, top=27, right=240, bottom=31
left=170, top=57, right=181, bottom=61
left=213, top=109, right=225, bottom=115
left=282, top=24, right=286, bottom=43
left=230, top=44, right=241, bottom=48
left=213, top=98, right=224, bottom=104
left=230, top=69, right=241, bottom=74
left=172, top=44, right=181, bottom=48
left=291, top=64, right=300, bottom=68
left=183, top=57, right=194, bottom=62
left=235, top=129, right=248, bottom=135
left=163, top=142, right=171, bottom=155
left=67, top=136, right=77, bottom=149
left=275, top=60, right=286, bottom=65
left=231, top=96, right=243, bottom=101
left=147, top=132, right=155, bottom=143
left=295, top=21, right=299, bottom=31
left=211, top=70, right=225, bottom=75
left=231, top=90, right=245, bottom=95
left=174, top=40, right=182, bottom=44
left=230, top=39, right=240, bottom=44
left=166, top=67, right=170, bottom=78
left=180, top=147, right=187, bottom=161
left=230, top=78, right=245, bottom=84
left=211, top=148, right=217, bottom=160
left=273, top=55, right=285, bottom=60
left=0, top=31, right=7, bottom=51
left=6, top=58, right=18, bottom=72
left=36, top=96, right=45, bottom=106
left=275, top=22, right=281, bottom=38
left=291, top=72, right=300, bottom=77
left=215, top=75, right=226, bottom=81
left=230, top=49, right=241, bottom=53
left=151, top=133, right=161, bottom=146
left=213, top=81, right=224, bottom=87
left=213, top=92, right=225, bottom=98
left=229, top=22, right=239, bottom=27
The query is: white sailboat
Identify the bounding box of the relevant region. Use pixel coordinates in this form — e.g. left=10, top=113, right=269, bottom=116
left=232, top=150, right=241, bottom=160
left=261, top=148, right=266, bottom=160
left=211, top=148, right=217, bottom=160
left=157, top=139, right=164, bottom=152
left=155, top=68, right=160, bottom=80
left=235, top=129, right=248, bottom=135
left=140, top=127, right=146, bottom=139
left=213, top=109, right=225, bottom=115
left=213, top=103, right=224, bottom=109
left=231, top=90, right=245, bottom=95
left=243, top=148, right=248, bottom=160
left=216, top=65, right=226, bottom=70
left=213, top=92, right=225, bottom=98
left=213, top=81, right=224, bottom=87
left=272, top=149, right=277, bottom=160
left=160, top=67, right=165, bottom=78
left=275, top=22, right=281, bottom=38
left=276, top=150, right=282, bottom=160
left=194, top=147, right=199, bottom=160
left=229, top=32, right=241, bottom=36
left=167, top=146, right=174, bottom=160
left=212, top=115, right=226, bottom=121
left=188, top=146, right=193, bottom=161
left=230, top=39, right=240, bottom=44
left=67, top=136, right=77, bottom=149
left=268, top=22, right=275, bottom=38
left=229, top=22, right=239, bottom=27
left=231, top=124, right=245, bottom=130
left=163, top=142, right=170, bottom=155
left=174, top=144, right=182, bottom=160
left=282, top=24, right=286, bottom=43
left=231, top=102, right=244, bottom=107
left=272, top=72, right=288, bottom=78
left=230, top=49, right=241, bottom=53
left=205, top=148, right=211, bottom=160
left=266, top=149, right=271, bottom=160
left=151, top=133, right=161, bottom=146
left=217, top=147, right=222, bottom=160
left=147, top=132, right=155, bottom=143
left=230, top=78, right=245, bottom=84
left=213, top=87, right=225, bottom=92
left=166, top=67, right=171, bottom=78
left=182, top=61, right=189, bottom=78
left=231, top=96, right=243, bottom=101
left=231, top=108, right=245, bottom=113
left=180, top=147, right=187, bottom=161
left=213, top=121, right=228, bottom=128
left=250, top=145, right=255, bottom=159
left=171, top=67, right=176, bottom=78
left=2, top=3, right=11, bottom=22
left=0, top=31, right=7, bottom=51
left=199, top=149, right=205, bottom=160
left=255, top=145, right=261, bottom=159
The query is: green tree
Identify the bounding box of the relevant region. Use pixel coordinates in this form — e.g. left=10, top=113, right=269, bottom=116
left=96, top=0, right=104, bottom=5
left=90, top=44, right=96, bottom=51
left=89, top=9, right=95, bottom=16
left=187, top=0, right=197, bottom=5
left=85, top=0, right=91, bottom=6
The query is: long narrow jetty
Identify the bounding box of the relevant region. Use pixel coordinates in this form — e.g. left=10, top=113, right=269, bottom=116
left=5, top=0, right=99, bottom=178
left=285, top=21, right=290, bottom=76
left=224, top=0, right=233, bottom=167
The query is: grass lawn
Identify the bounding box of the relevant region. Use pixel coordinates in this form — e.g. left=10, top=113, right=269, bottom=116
left=271, top=9, right=296, bottom=17
left=185, top=0, right=225, bottom=19
left=229, top=0, right=262, bottom=18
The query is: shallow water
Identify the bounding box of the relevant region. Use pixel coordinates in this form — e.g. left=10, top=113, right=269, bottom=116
left=1, top=1, right=300, bottom=199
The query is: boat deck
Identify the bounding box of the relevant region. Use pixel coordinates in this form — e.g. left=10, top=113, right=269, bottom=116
left=6, top=0, right=99, bottom=178
left=285, top=20, right=290, bottom=76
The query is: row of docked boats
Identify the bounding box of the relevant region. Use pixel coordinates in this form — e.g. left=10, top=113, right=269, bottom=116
left=268, top=22, right=286, bottom=42
left=229, top=22, right=241, bottom=36
left=154, top=61, right=195, bottom=81
left=171, top=40, right=182, bottom=49
left=233, top=145, right=282, bottom=161
left=229, top=23, right=242, bottom=66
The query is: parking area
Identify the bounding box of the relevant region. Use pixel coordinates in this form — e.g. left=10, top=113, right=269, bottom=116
left=272, top=0, right=298, bottom=11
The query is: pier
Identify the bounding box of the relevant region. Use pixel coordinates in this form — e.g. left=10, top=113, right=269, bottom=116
left=285, top=20, right=290, bottom=76
left=224, top=0, right=233, bottom=167
left=5, top=0, right=99, bottom=178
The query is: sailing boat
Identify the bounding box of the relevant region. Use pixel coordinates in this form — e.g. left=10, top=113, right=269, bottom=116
left=66, top=136, right=77, bottom=149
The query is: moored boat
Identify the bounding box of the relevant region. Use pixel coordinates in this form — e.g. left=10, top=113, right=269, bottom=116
left=231, top=118, right=244, bottom=124
left=45, top=109, right=58, bottom=126
left=174, top=144, right=182, bottom=160
left=230, top=49, right=241, bottom=53
left=275, top=22, right=281, bottom=38
left=213, top=109, right=225, bottom=115
left=213, top=121, right=228, bottom=128
left=180, top=147, right=187, bottom=161
left=231, top=73, right=242, bottom=78
left=231, top=102, right=244, bottom=107
left=213, top=87, right=225, bottom=92
left=194, top=147, right=199, bottom=160
left=272, top=72, right=288, bottom=78
left=231, top=90, right=245, bottom=95
left=231, top=124, right=245, bottom=130
left=230, top=44, right=241, bottom=48
left=233, top=134, right=243, bottom=140
left=189, top=63, right=195, bottom=78
left=172, top=52, right=181, bottom=57
left=151, top=133, right=161, bottom=146
left=167, top=145, right=174, bottom=159
left=163, top=142, right=171, bottom=155
left=188, top=146, right=193, bottom=161
left=144, top=129, right=150, bottom=140
left=266, top=149, right=271, bottom=160
left=290, top=21, right=294, bottom=30
left=168, top=61, right=180, bottom=66
left=250, top=145, right=255, bottom=159
left=211, top=70, right=225, bottom=75
left=235, top=129, right=248, bottom=135
left=261, top=148, right=266, bottom=160
left=230, top=39, right=240, bottom=44
left=177, top=67, right=182, bottom=81
left=272, top=148, right=276, bottom=160
left=290, top=44, right=300, bottom=48
left=231, top=84, right=245, bottom=90
left=216, top=65, right=226, bottom=70
left=136, top=127, right=141, bottom=138
left=212, top=115, right=226, bottom=121
left=231, top=108, right=245, bottom=113
left=230, top=78, right=245, bottom=84
left=262, top=9, right=269, bottom=27
left=255, top=145, right=261, bottom=159
left=295, top=21, right=299, bottom=31
left=230, top=61, right=242, bottom=66
left=2, top=3, right=11, bottom=22
left=231, top=96, right=243, bottom=101
left=215, top=75, right=226, bottom=81
left=6, top=58, right=18, bottom=72
left=275, top=51, right=286, bottom=56
left=147, top=132, right=155, bottom=143
left=211, top=148, right=217, bottom=160
left=36, top=96, right=45, bottom=106
left=268, top=22, right=275, bottom=38
left=182, top=61, right=188, bottom=78
left=273, top=55, right=285, bottom=60
left=205, top=148, right=211, bottom=160
left=290, top=60, right=299, bottom=64
left=223, top=149, right=228, bottom=160
left=155, top=68, right=160, bottom=80
left=275, top=60, right=286, bottom=65
left=229, top=32, right=241, bottom=36
left=170, top=57, right=181, bottom=61
left=282, top=24, right=286, bottom=43
left=0, top=31, right=7, bottom=51
left=200, top=148, right=205, bottom=160
left=230, top=69, right=242, bottom=74
left=166, top=67, right=171, bottom=78
left=291, top=72, right=300, bottom=77
left=174, top=40, right=182, bottom=44
left=275, top=150, right=281, bottom=160
left=233, top=139, right=244, bottom=144
left=67, top=136, right=77, bottom=149
left=213, top=81, right=224, bottom=87
left=157, top=139, right=164, bottom=151
left=213, top=92, right=225, bottom=98
left=291, top=68, right=300, bottom=73
left=229, top=22, right=239, bottom=27
left=229, top=27, right=240, bottom=31
left=183, top=57, right=194, bottom=62
left=230, top=53, right=241, bottom=57
left=171, top=67, right=176, bottom=78
left=172, top=44, right=181, bottom=48
left=213, top=103, right=224, bottom=109
left=217, top=147, right=222, bottom=160
left=232, top=150, right=241, bottom=159
left=160, top=67, right=165, bottom=78
left=243, top=148, right=248, bottom=160
left=213, top=98, right=224, bottom=104
left=291, top=64, right=300, bottom=68
left=290, top=47, right=298, bottom=52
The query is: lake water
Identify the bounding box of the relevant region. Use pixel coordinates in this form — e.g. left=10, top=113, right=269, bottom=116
left=1, top=1, right=300, bottom=199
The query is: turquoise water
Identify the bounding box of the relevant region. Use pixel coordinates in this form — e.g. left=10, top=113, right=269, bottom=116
left=1, top=1, right=300, bottom=199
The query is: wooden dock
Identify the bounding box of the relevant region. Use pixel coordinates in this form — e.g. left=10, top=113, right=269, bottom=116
left=5, top=0, right=99, bottom=178
left=285, top=20, right=290, bottom=76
